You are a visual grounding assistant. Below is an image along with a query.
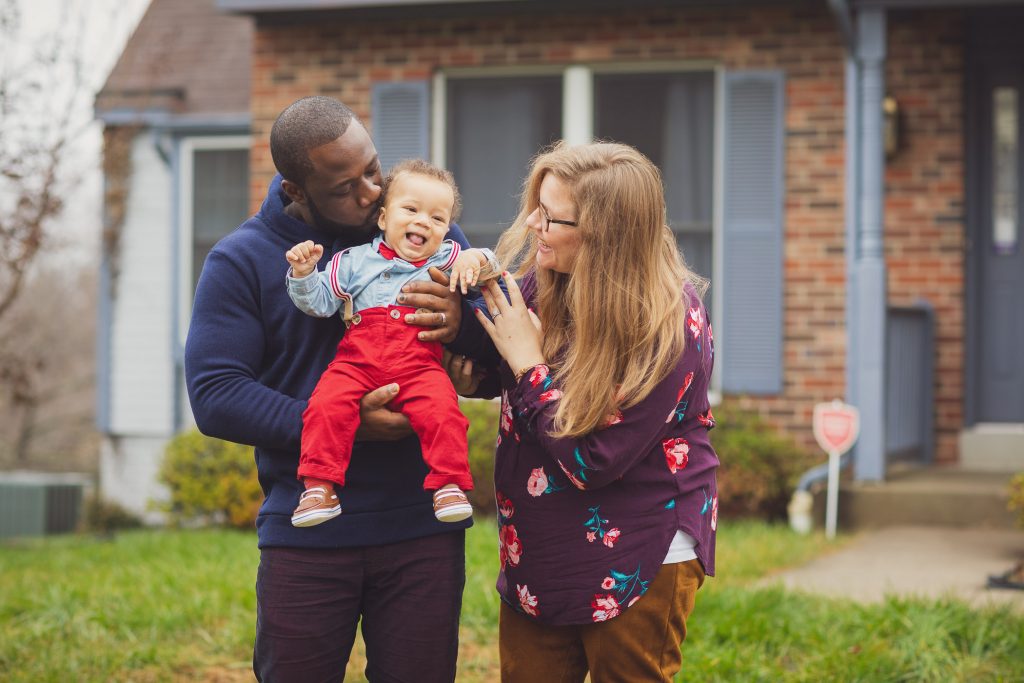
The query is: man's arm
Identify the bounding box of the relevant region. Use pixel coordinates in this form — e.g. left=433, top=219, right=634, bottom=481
left=186, top=248, right=414, bottom=449
left=185, top=249, right=305, bottom=451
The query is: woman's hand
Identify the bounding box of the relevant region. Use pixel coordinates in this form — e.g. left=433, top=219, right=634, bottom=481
left=475, top=273, right=546, bottom=374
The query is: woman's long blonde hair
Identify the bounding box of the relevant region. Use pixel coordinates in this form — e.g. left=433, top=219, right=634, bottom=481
left=496, top=141, right=705, bottom=438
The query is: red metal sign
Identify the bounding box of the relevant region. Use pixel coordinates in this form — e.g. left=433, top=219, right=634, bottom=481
left=812, top=400, right=860, bottom=455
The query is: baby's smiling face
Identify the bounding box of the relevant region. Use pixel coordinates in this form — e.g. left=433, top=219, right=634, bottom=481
left=377, top=172, right=454, bottom=262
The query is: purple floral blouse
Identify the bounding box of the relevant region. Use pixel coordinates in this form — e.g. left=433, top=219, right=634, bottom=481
left=481, top=272, right=718, bottom=626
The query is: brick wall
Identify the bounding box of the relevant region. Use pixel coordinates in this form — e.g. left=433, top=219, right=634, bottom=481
left=886, top=11, right=965, bottom=464
left=249, top=4, right=967, bottom=463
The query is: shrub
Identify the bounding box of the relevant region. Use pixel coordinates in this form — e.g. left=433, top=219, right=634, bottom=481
left=461, top=398, right=500, bottom=517
left=80, top=494, right=144, bottom=533
left=156, top=429, right=262, bottom=529
left=712, top=401, right=818, bottom=521
left=1009, top=473, right=1024, bottom=528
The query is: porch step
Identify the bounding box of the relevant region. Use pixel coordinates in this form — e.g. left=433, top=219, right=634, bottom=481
left=811, top=467, right=1020, bottom=531
left=959, top=425, right=1024, bottom=472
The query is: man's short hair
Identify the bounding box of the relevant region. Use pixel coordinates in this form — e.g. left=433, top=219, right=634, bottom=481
left=270, top=96, right=357, bottom=187
left=383, top=159, right=462, bottom=222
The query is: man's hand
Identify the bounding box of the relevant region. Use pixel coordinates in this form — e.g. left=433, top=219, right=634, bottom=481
left=355, top=383, right=414, bottom=441
left=286, top=240, right=324, bottom=278
left=399, top=267, right=462, bottom=343
left=442, top=350, right=482, bottom=396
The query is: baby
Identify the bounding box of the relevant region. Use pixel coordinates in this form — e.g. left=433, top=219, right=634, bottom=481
left=285, top=159, right=498, bottom=527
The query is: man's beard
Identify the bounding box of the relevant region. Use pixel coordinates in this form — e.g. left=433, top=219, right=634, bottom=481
left=307, top=195, right=380, bottom=246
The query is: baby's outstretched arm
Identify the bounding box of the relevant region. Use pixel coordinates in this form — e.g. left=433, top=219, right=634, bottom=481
left=286, top=240, right=324, bottom=278
left=449, top=248, right=500, bottom=294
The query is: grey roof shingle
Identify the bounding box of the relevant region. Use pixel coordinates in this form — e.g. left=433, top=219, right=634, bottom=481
left=96, top=0, right=252, bottom=119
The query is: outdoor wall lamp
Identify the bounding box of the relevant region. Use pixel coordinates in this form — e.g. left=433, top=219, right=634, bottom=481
left=884, top=95, right=900, bottom=159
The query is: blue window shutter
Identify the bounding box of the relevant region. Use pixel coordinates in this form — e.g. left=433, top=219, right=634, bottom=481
left=721, top=70, right=785, bottom=394
left=371, top=81, right=430, bottom=173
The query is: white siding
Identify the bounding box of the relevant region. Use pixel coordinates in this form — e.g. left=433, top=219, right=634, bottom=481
left=100, top=436, right=168, bottom=521
left=108, top=133, right=175, bottom=436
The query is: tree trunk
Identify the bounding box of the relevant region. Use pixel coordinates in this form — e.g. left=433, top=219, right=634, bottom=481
left=13, top=398, right=38, bottom=465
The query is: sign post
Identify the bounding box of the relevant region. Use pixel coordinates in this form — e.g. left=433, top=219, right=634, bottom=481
left=812, top=399, right=860, bottom=539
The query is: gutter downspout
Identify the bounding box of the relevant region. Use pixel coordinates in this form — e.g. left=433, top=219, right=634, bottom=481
left=790, top=0, right=879, bottom=532
left=827, top=0, right=855, bottom=53
left=850, top=8, right=888, bottom=483
left=97, top=175, right=114, bottom=434
left=164, top=130, right=184, bottom=433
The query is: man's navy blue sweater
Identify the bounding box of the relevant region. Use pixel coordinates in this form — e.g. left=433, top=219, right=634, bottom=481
left=184, top=176, right=473, bottom=548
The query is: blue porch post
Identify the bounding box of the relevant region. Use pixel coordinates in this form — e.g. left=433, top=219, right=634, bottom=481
left=852, top=8, right=888, bottom=481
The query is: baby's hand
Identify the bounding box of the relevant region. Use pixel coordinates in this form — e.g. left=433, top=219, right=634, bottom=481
left=449, top=250, right=488, bottom=294
left=286, top=240, right=324, bottom=278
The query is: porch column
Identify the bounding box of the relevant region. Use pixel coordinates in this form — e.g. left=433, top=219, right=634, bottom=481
left=852, top=8, right=888, bottom=481
left=562, top=66, right=593, bottom=145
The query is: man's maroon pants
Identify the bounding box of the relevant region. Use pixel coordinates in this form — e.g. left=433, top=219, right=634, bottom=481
left=253, top=531, right=466, bottom=682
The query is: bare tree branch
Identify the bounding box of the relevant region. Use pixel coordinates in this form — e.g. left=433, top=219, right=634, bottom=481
left=0, top=0, right=87, bottom=322
left=0, top=0, right=103, bottom=468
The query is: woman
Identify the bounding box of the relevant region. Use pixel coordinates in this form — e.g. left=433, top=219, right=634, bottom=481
left=458, top=141, right=719, bottom=682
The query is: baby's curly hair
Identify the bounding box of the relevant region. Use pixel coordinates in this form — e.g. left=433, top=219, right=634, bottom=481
left=382, top=159, right=462, bottom=222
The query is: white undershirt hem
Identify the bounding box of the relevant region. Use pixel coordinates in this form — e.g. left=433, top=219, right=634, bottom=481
left=662, top=529, right=698, bottom=564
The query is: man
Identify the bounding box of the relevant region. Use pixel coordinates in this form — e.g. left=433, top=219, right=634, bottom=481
left=185, top=96, right=473, bottom=682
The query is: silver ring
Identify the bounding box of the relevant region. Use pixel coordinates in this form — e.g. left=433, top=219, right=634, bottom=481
left=439, top=312, right=447, bottom=326
left=491, top=310, right=502, bottom=317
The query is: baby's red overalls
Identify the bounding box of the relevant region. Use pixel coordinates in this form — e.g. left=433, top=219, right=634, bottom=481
left=297, top=304, right=473, bottom=492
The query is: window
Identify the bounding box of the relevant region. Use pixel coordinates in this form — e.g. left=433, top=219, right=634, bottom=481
left=445, top=76, right=562, bottom=248
left=993, top=86, right=1018, bottom=254
left=177, top=135, right=251, bottom=430
left=440, top=67, right=717, bottom=289
left=594, top=71, right=716, bottom=287
left=177, top=136, right=250, bottom=342
left=191, top=148, right=250, bottom=292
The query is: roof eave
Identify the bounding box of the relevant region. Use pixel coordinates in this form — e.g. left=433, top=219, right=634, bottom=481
left=852, top=0, right=1024, bottom=8
left=217, top=0, right=798, bottom=14
left=218, top=0, right=523, bottom=10
left=96, top=109, right=251, bottom=133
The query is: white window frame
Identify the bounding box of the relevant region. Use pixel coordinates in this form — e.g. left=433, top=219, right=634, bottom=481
left=176, top=135, right=251, bottom=349
left=175, top=135, right=251, bottom=429
left=433, top=63, right=724, bottom=398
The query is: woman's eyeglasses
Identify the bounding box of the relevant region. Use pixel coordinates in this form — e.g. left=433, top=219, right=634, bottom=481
left=538, top=205, right=578, bottom=232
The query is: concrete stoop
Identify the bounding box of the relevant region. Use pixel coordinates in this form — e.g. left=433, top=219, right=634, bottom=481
left=810, top=467, right=1020, bottom=531
left=960, top=425, right=1024, bottom=472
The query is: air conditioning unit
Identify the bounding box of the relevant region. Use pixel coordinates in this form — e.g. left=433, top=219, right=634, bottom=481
left=0, top=472, right=93, bottom=539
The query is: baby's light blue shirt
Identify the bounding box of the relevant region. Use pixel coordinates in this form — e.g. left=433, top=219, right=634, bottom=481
left=287, top=234, right=495, bottom=319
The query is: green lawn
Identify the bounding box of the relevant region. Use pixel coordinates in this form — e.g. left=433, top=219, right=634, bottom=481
left=1, top=521, right=1021, bottom=682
